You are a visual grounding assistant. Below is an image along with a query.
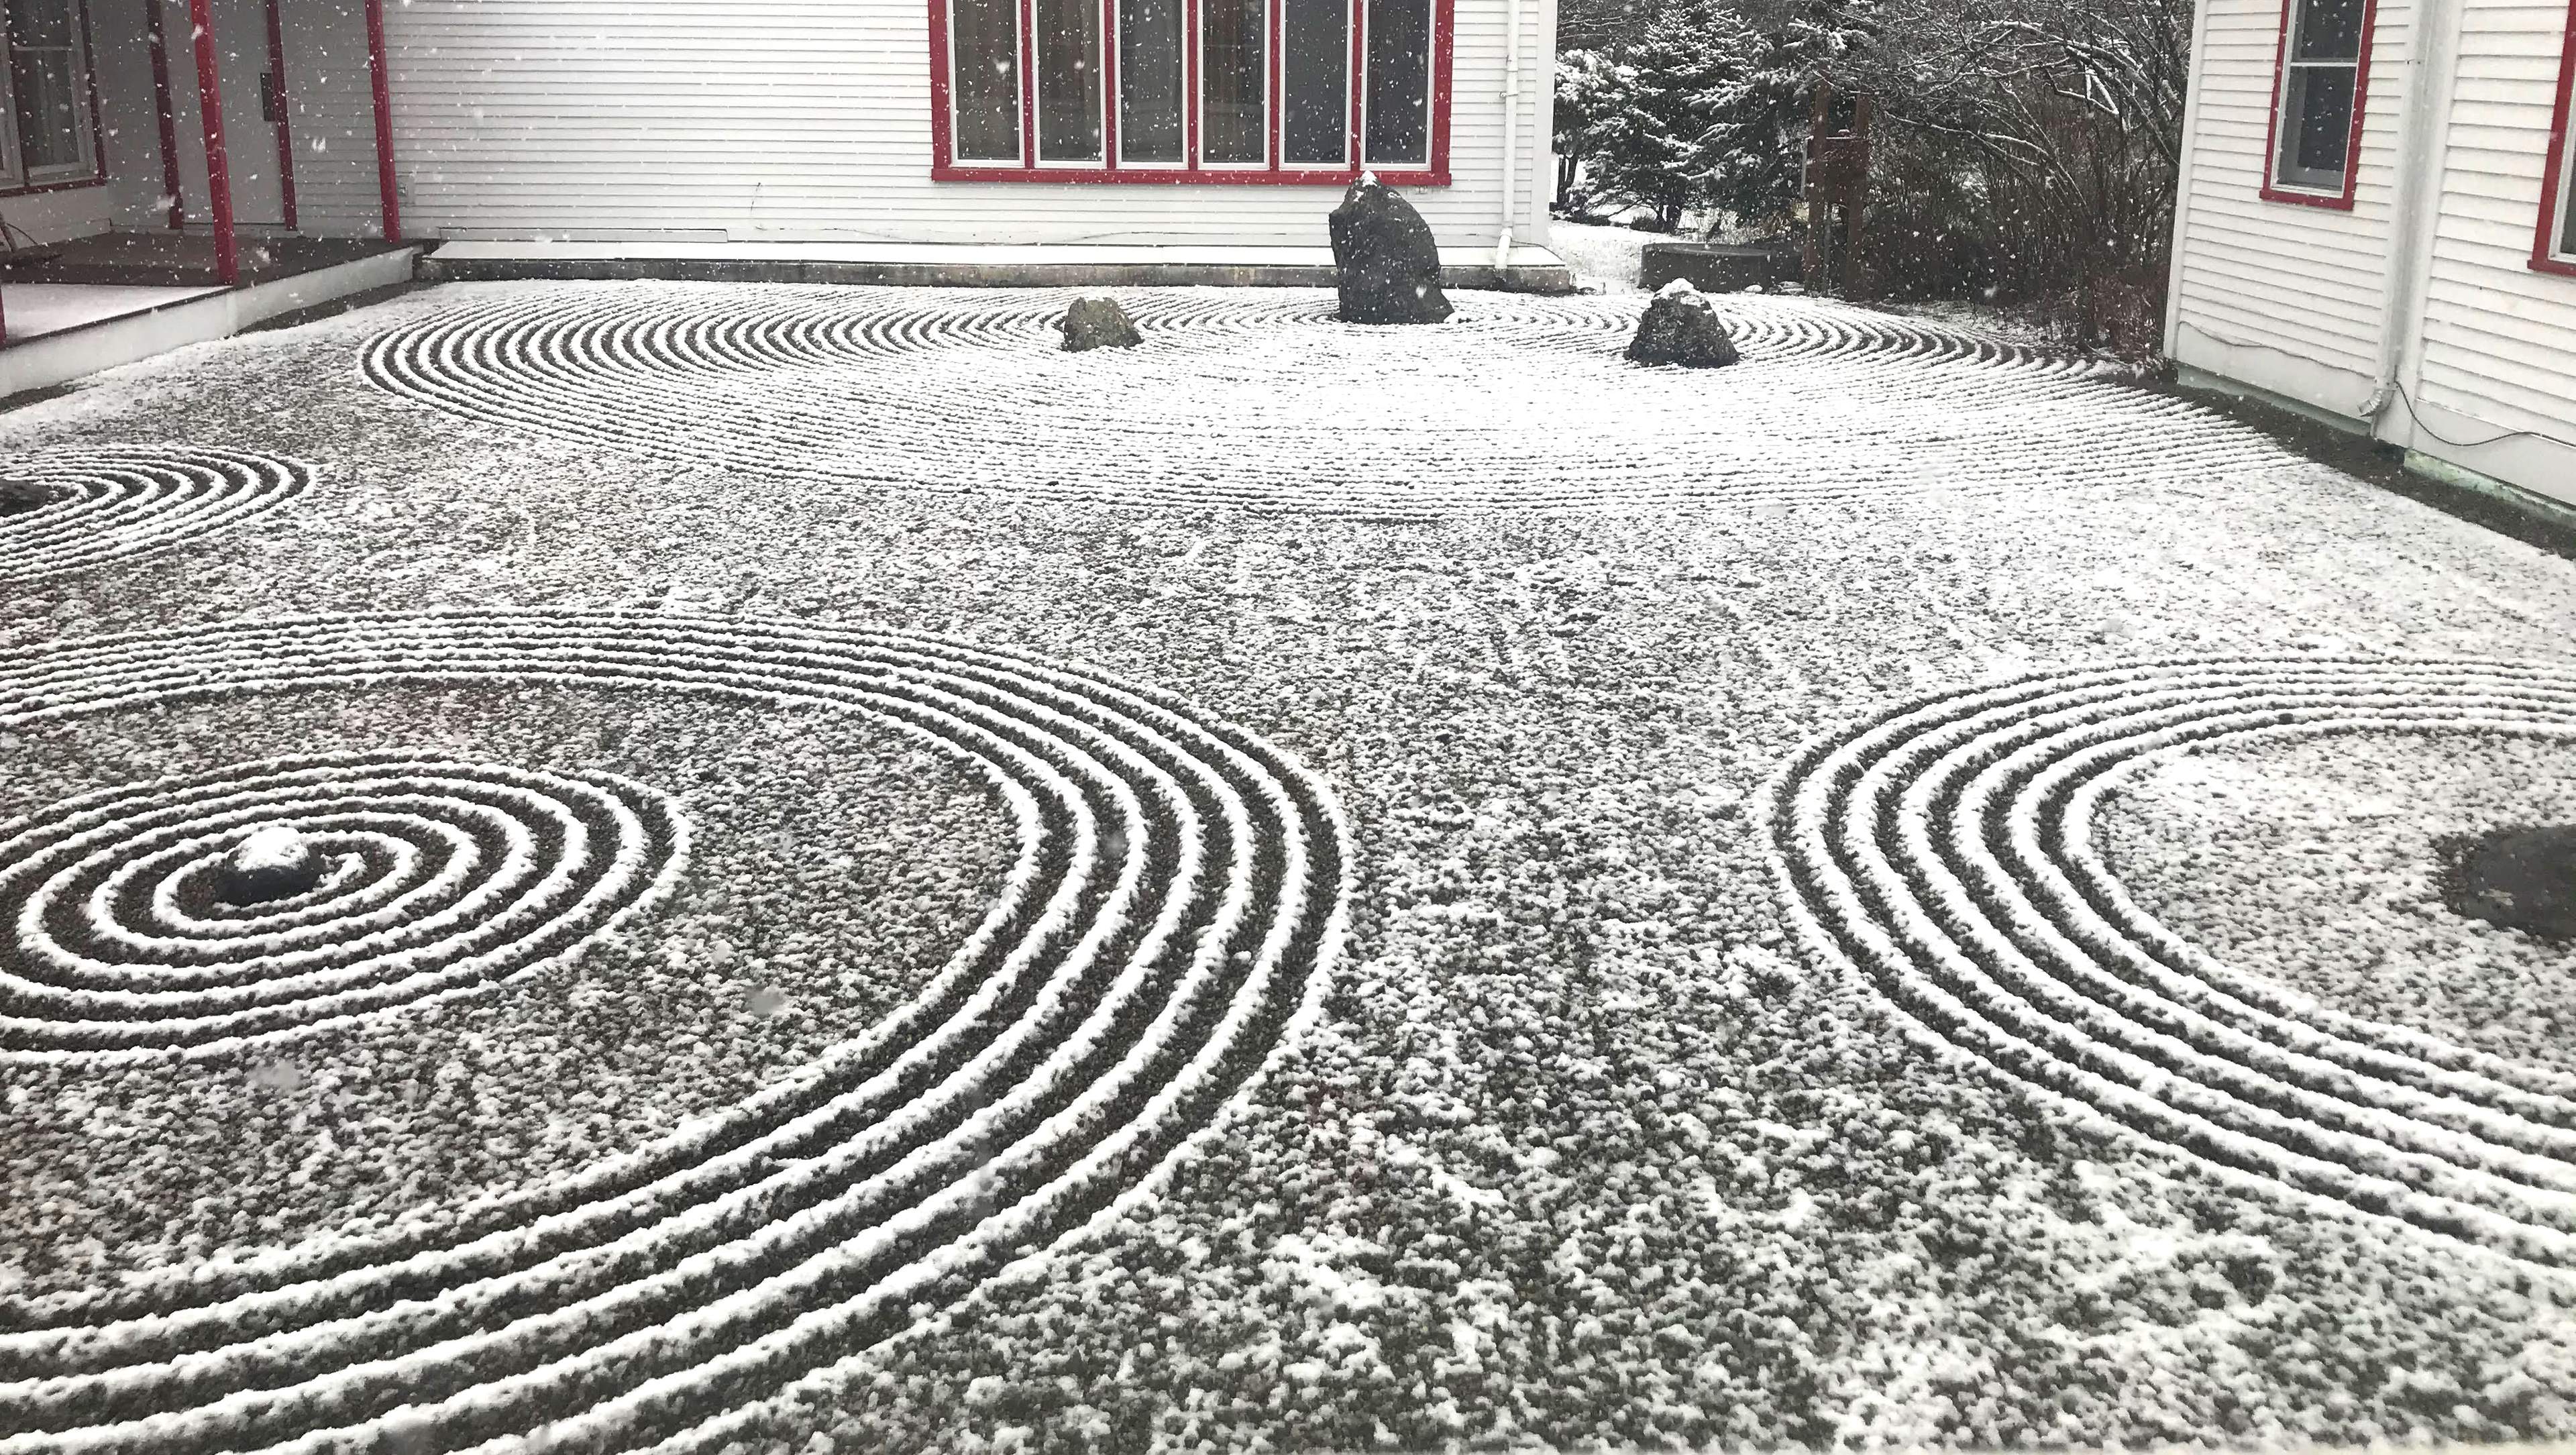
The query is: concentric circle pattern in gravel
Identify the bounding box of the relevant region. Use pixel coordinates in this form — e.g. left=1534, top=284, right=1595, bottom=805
left=358, top=286, right=2277, bottom=515
left=0, top=610, right=1348, bottom=1455
left=1771, top=656, right=2576, bottom=1269
left=0, top=752, right=685, bottom=1057
left=0, top=446, right=312, bottom=586
left=2098, top=729, right=2576, bottom=1081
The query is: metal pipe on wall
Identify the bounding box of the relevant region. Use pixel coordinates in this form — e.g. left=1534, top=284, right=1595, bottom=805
left=1493, top=0, right=1523, bottom=269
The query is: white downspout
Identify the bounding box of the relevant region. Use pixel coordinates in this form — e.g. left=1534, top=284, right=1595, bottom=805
left=2161, top=0, right=2216, bottom=362
left=1495, top=0, right=1525, bottom=271
left=2364, top=0, right=2462, bottom=435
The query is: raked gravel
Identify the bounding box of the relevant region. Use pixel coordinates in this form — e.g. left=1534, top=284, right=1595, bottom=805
left=5, top=280, right=2576, bottom=1452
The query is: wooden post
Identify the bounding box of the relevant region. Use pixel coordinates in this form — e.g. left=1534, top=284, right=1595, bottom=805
left=264, top=0, right=297, bottom=231
left=148, top=0, right=184, bottom=229
left=1802, top=81, right=1832, bottom=288
left=366, top=0, right=400, bottom=240
left=186, top=0, right=239, bottom=286
left=1844, top=94, right=1876, bottom=298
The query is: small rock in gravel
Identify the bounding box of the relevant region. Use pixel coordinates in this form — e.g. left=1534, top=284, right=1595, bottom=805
left=0, top=475, right=57, bottom=515
left=1626, top=280, right=1740, bottom=368
left=1060, top=298, right=1142, bottom=352
left=245, top=1059, right=307, bottom=1093
left=218, top=825, right=323, bottom=905
left=2443, top=823, right=2576, bottom=940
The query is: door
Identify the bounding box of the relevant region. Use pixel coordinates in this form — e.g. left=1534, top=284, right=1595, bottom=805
left=211, top=0, right=284, bottom=225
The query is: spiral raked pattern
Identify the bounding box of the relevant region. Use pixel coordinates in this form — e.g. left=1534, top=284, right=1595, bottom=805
left=0, top=610, right=1349, bottom=1455
left=0, top=447, right=314, bottom=586
left=360, top=286, right=2278, bottom=516
left=1769, top=657, right=2576, bottom=1268
left=0, top=754, right=685, bottom=1055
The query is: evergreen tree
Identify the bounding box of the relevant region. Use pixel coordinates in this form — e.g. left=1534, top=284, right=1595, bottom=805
left=1570, top=3, right=1748, bottom=227
left=1698, top=0, right=1876, bottom=233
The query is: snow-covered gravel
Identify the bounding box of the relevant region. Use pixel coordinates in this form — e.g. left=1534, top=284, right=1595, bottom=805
left=8, top=280, right=2576, bottom=1452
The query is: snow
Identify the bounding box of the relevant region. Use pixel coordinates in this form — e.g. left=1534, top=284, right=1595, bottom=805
left=1552, top=220, right=1660, bottom=292
left=6, top=280, right=2576, bottom=1452
left=229, top=824, right=312, bottom=874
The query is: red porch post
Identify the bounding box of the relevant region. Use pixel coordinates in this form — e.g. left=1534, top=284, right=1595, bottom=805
left=365, top=0, right=400, bottom=241
left=148, top=0, right=185, bottom=228
left=186, top=0, right=239, bottom=285
left=264, top=0, right=297, bottom=231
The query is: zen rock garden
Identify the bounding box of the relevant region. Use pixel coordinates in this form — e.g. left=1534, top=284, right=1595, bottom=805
left=7, top=188, right=2575, bottom=1455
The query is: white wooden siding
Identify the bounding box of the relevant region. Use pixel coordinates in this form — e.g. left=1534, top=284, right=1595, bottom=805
left=360, top=0, right=1549, bottom=249
left=2412, top=0, right=2576, bottom=466
left=2170, top=0, right=2413, bottom=408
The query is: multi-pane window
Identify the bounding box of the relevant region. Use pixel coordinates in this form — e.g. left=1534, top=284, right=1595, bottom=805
left=938, top=0, right=1444, bottom=177
left=2267, top=0, right=2369, bottom=198
left=0, top=0, right=93, bottom=188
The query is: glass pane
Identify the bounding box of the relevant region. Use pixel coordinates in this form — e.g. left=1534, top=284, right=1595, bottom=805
left=1119, top=0, right=1182, bottom=162
left=2292, top=0, right=2363, bottom=62
left=1201, top=0, right=1264, bottom=164
left=4, top=0, right=72, bottom=52
left=1362, top=0, right=1431, bottom=164
left=1034, top=0, right=1102, bottom=161
left=2277, top=64, right=2355, bottom=186
left=1282, top=0, right=1346, bottom=164
left=10, top=47, right=79, bottom=170
left=951, top=0, right=1022, bottom=162
left=2561, top=163, right=2576, bottom=257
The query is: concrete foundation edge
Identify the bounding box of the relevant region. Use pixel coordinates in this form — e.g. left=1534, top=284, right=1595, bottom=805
left=417, top=255, right=1580, bottom=294
left=0, top=248, right=421, bottom=398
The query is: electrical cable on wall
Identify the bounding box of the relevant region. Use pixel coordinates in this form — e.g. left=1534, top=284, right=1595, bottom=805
left=2178, top=323, right=2576, bottom=455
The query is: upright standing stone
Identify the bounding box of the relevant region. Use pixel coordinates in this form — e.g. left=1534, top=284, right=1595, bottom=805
left=1625, top=279, right=1741, bottom=367
left=1328, top=174, right=1453, bottom=325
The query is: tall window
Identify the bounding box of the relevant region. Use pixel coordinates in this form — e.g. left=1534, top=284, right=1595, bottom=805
left=2537, top=0, right=2576, bottom=274
left=934, top=0, right=1449, bottom=180
left=1, top=0, right=95, bottom=188
left=2264, top=0, right=2373, bottom=204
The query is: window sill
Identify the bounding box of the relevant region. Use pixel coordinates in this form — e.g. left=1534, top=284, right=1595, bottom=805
left=2531, top=251, right=2576, bottom=278
left=0, top=170, right=104, bottom=201
left=932, top=164, right=1449, bottom=186
left=2259, top=180, right=2357, bottom=211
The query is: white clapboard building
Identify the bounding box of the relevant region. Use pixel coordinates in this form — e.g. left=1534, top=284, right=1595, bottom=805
left=2166, top=0, right=2576, bottom=502
left=0, top=0, right=1562, bottom=374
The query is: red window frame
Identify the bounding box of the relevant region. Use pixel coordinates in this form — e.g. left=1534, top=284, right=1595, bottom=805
left=2257, top=0, right=2379, bottom=210
left=2534, top=0, right=2576, bottom=276
left=926, top=0, right=1454, bottom=184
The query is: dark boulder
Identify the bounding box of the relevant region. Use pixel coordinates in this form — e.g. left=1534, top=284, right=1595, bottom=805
left=0, top=476, right=56, bottom=516
left=2443, top=824, right=2576, bottom=941
left=1061, top=297, right=1142, bottom=352
left=1625, top=280, right=1740, bottom=368
left=217, top=826, right=325, bottom=906
left=1328, top=174, right=1452, bottom=325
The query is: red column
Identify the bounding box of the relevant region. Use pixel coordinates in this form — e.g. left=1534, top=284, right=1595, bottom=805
left=365, top=0, right=400, bottom=241
left=186, top=0, right=237, bottom=285
left=264, top=0, right=297, bottom=231
left=147, top=0, right=184, bottom=228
